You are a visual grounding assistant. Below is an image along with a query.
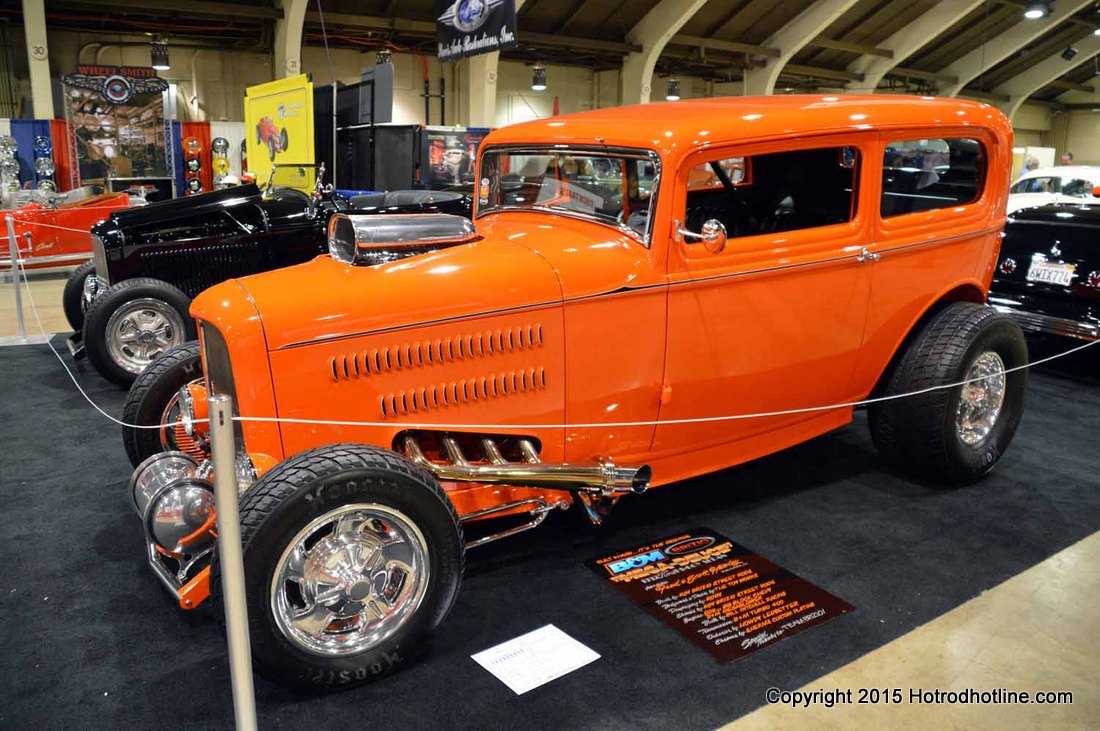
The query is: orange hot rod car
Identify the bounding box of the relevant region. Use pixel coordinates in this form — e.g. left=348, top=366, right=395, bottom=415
left=124, top=96, right=1027, bottom=690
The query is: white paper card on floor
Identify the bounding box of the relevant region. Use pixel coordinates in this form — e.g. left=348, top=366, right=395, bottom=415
left=471, top=624, right=600, bottom=695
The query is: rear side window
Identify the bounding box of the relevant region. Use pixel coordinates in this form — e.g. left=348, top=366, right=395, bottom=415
left=881, top=138, right=985, bottom=217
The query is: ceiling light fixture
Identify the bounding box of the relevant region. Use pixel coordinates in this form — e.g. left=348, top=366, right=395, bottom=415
left=665, top=78, right=681, bottom=101
left=150, top=40, right=170, bottom=71
left=1023, top=1, right=1052, bottom=20
left=531, top=65, right=547, bottom=91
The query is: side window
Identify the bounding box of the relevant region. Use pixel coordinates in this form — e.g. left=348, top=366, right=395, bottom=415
left=684, top=147, right=858, bottom=239
left=1062, top=178, right=1092, bottom=197
left=881, top=138, right=985, bottom=217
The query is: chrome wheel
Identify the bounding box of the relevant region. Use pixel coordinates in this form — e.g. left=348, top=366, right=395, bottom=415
left=80, top=273, right=103, bottom=314
left=104, top=298, right=186, bottom=375
left=271, top=504, right=430, bottom=657
left=159, top=378, right=207, bottom=454
left=955, top=351, right=1006, bottom=446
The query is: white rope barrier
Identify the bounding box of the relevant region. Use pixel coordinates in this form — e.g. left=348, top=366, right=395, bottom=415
left=15, top=240, right=1100, bottom=432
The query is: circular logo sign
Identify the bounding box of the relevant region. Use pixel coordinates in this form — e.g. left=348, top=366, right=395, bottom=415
left=454, top=0, right=490, bottom=32
left=101, top=75, right=133, bottom=104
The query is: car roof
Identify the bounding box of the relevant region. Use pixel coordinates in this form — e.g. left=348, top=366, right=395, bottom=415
left=1008, top=201, right=1100, bottom=224
left=484, top=95, right=1009, bottom=164
left=1017, top=165, right=1100, bottom=182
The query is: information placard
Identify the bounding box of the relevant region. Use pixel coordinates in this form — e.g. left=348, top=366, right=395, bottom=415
left=588, top=528, right=853, bottom=662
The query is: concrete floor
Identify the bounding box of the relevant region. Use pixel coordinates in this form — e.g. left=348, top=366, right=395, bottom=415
left=1, top=268, right=1098, bottom=729
left=0, top=267, right=71, bottom=341
left=725, top=533, right=1100, bottom=730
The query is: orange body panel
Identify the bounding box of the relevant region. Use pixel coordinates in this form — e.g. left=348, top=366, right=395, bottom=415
left=8, top=193, right=130, bottom=269
left=188, top=95, right=1013, bottom=517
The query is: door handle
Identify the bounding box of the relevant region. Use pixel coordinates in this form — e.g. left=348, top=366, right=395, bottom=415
left=857, top=247, right=879, bottom=263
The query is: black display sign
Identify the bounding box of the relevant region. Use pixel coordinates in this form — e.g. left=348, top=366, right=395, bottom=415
left=436, top=0, right=518, bottom=63
left=588, top=528, right=853, bottom=663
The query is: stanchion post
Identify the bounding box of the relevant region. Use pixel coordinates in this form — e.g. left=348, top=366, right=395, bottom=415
left=209, top=394, right=258, bottom=731
left=5, top=214, right=27, bottom=341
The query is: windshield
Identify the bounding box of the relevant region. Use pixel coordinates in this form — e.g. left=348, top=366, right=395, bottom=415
left=264, top=164, right=321, bottom=194
left=1011, top=176, right=1061, bottom=195
left=477, top=147, right=659, bottom=243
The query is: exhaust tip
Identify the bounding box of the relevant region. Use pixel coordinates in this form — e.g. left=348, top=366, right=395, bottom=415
left=632, top=465, right=652, bottom=494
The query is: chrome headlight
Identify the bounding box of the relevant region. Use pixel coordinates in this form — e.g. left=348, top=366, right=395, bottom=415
left=130, top=451, right=216, bottom=555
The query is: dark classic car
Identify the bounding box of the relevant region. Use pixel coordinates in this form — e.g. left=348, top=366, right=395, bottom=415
left=70, top=164, right=471, bottom=385
left=989, top=203, right=1100, bottom=342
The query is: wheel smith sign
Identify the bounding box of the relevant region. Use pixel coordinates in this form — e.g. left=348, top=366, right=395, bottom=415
left=589, top=528, right=853, bottom=662
left=436, top=0, right=518, bottom=62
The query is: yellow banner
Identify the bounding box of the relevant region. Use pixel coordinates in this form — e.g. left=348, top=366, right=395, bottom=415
left=244, top=74, right=314, bottom=191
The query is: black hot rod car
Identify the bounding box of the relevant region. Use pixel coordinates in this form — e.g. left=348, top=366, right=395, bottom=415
left=67, top=164, right=471, bottom=385
left=989, top=202, right=1100, bottom=342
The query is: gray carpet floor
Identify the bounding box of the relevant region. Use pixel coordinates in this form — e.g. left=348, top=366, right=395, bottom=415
left=0, top=336, right=1097, bottom=730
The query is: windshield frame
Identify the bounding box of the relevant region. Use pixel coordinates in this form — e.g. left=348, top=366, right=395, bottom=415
left=475, top=144, right=662, bottom=246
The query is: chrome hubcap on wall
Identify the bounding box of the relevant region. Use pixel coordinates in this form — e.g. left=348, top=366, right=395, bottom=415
left=270, top=504, right=429, bottom=657
left=955, top=351, right=1007, bottom=446
left=104, top=298, right=185, bottom=374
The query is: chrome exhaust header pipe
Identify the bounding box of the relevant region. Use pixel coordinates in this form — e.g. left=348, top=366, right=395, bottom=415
left=403, top=436, right=651, bottom=496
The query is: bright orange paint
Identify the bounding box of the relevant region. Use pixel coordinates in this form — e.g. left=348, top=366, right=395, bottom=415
left=189, top=95, right=1012, bottom=520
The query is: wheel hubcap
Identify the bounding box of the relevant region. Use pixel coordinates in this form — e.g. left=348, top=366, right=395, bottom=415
left=104, top=298, right=185, bottom=374
left=955, top=350, right=1007, bottom=447
left=271, top=504, right=430, bottom=657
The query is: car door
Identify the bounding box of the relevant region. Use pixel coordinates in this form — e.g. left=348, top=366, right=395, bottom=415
left=652, top=136, right=875, bottom=481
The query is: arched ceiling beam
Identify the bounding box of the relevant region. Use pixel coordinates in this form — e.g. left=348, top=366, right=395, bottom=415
left=274, top=0, right=309, bottom=78
left=992, top=36, right=1100, bottom=119
left=621, top=0, right=709, bottom=104
left=847, top=0, right=985, bottom=92
left=940, top=0, right=1094, bottom=97
left=742, top=0, right=861, bottom=96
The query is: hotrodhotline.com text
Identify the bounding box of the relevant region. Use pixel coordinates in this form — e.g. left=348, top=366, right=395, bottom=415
left=766, top=687, right=1074, bottom=708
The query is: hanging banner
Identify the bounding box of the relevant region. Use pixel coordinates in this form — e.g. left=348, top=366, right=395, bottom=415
left=61, top=66, right=170, bottom=186
left=436, top=0, right=518, bottom=62
left=588, top=528, right=853, bottom=663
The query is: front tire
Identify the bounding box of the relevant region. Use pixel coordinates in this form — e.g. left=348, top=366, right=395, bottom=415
left=217, top=444, right=464, bottom=691
left=83, top=278, right=195, bottom=386
left=62, top=260, right=96, bottom=331
left=121, top=342, right=204, bottom=467
left=869, top=302, right=1028, bottom=485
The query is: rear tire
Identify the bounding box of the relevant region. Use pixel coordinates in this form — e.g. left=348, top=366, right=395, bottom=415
left=122, top=342, right=203, bottom=467
left=83, top=278, right=195, bottom=387
left=212, top=444, right=464, bottom=691
left=62, top=260, right=96, bottom=332
left=869, top=302, right=1028, bottom=485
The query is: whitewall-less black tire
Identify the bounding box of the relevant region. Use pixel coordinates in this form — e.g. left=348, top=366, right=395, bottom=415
left=212, top=444, right=464, bottom=691
left=869, top=302, right=1028, bottom=485
left=121, top=342, right=203, bottom=467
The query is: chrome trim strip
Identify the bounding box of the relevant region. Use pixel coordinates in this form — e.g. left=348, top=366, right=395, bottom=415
left=992, top=305, right=1099, bottom=342
left=276, top=225, right=1005, bottom=349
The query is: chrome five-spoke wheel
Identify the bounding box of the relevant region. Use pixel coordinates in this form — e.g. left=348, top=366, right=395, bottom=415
left=105, top=298, right=186, bottom=375
left=955, top=351, right=1006, bottom=447
left=271, top=504, right=431, bottom=657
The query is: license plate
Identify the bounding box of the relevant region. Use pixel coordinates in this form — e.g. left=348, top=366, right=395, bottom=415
left=1026, top=261, right=1076, bottom=286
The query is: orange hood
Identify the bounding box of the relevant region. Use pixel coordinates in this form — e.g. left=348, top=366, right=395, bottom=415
left=219, top=233, right=565, bottom=351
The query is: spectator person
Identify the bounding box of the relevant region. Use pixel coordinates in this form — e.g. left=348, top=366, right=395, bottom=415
left=1060, top=151, right=1074, bottom=165
left=1019, top=156, right=1039, bottom=177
